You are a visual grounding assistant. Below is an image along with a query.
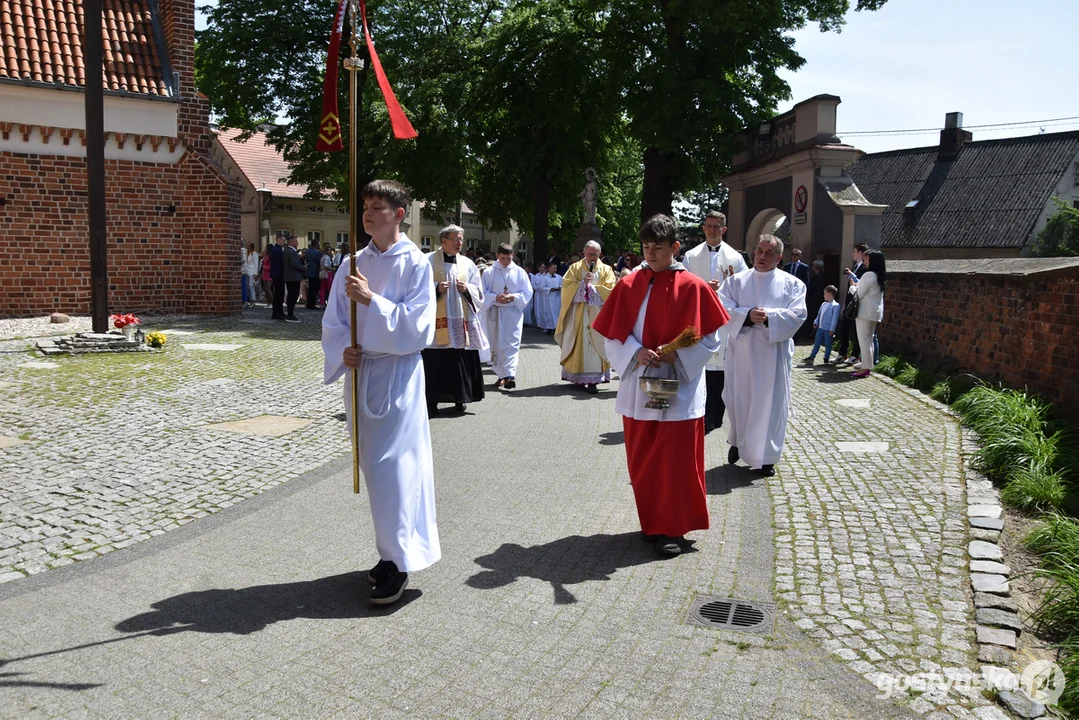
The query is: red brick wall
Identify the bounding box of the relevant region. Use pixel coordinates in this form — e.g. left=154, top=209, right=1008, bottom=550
left=0, top=150, right=242, bottom=315
left=879, top=265, right=1079, bottom=413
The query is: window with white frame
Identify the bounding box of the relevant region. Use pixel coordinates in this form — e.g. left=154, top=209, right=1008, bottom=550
left=336, top=231, right=349, bottom=248
left=276, top=229, right=292, bottom=239
left=466, top=237, right=477, bottom=249
left=420, top=235, right=433, bottom=250
left=307, top=230, right=322, bottom=245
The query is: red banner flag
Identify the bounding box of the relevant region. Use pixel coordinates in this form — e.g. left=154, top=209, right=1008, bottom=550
left=359, top=0, right=418, bottom=140
left=316, top=0, right=347, bottom=152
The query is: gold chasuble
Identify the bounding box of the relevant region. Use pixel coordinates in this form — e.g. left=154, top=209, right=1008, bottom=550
left=554, top=259, right=617, bottom=385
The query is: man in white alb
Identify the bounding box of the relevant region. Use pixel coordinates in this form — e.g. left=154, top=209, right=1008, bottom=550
left=481, top=243, right=534, bottom=389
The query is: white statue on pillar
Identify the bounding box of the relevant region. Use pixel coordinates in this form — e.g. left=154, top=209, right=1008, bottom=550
left=579, top=168, right=597, bottom=225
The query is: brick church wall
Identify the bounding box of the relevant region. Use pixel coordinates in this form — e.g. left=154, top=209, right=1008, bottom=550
left=0, top=0, right=242, bottom=317
left=878, top=259, right=1079, bottom=414
left=0, top=151, right=241, bottom=315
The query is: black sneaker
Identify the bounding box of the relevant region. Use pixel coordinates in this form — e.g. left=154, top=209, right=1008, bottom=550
left=367, top=559, right=395, bottom=585
left=761, top=464, right=776, bottom=477
left=504, top=378, right=516, bottom=390
left=727, top=445, right=739, bottom=465
left=454, top=402, right=466, bottom=412
left=585, top=384, right=598, bottom=394
left=285, top=316, right=301, bottom=323
left=656, top=535, right=682, bottom=556
left=370, top=566, right=408, bottom=605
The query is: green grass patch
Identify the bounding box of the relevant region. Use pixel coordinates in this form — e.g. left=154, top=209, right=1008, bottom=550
left=873, top=354, right=907, bottom=378
left=1026, top=515, right=1079, bottom=570
left=895, top=364, right=938, bottom=392
left=1001, top=468, right=1070, bottom=513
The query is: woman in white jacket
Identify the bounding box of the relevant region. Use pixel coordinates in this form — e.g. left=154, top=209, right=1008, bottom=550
left=850, top=250, right=885, bottom=378
left=243, top=241, right=261, bottom=307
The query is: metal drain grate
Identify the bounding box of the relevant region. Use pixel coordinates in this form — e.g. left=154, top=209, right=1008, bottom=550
left=686, top=595, right=775, bottom=634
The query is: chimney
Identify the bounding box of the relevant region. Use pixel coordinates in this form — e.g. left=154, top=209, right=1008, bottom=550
left=939, top=112, right=972, bottom=158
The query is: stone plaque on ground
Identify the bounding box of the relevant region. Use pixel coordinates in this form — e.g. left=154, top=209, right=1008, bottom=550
left=0, top=435, right=28, bottom=448
left=19, top=362, right=59, bottom=369
left=834, top=399, right=871, bottom=408
left=834, top=441, right=889, bottom=453
left=182, top=344, right=244, bottom=351
left=202, top=415, right=312, bottom=437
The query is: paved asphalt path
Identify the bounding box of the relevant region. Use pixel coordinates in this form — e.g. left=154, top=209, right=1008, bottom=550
left=0, top=329, right=914, bottom=719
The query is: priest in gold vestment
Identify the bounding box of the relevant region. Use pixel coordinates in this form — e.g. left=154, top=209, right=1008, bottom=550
left=555, top=241, right=617, bottom=394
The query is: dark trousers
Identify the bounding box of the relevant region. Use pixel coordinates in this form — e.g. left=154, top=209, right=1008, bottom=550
left=285, top=281, right=301, bottom=317
left=835, top=314, right=855, bottom=358
left=271, top=278, right=285, bottom=318
left=704, top=370, right=726, bottom=434
left=305, top=277, right=321, bottom=308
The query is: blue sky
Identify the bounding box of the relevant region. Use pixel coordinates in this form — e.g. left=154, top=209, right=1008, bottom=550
left=779, top=0, right=1078, bottom=152
left=197, top=0, right=1076, bottom=154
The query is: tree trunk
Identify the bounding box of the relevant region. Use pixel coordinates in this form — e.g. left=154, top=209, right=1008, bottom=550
left=641, top=147, right=674, bottom=221
left=532, top=177, right=551, bottom=264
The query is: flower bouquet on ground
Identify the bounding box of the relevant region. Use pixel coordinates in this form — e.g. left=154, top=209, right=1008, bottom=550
left=145, top=332, right=167, bottom=349
left=110, top=313, right=141, bottom=329
left=110, top=313, right=141, bottom=339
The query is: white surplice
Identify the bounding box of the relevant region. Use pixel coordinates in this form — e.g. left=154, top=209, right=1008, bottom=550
left=322, top=234, right=440, bottom=572
left=545, top=273, right=563, bottom=331
left=682, top=240, right=748, bottom=371
left=720, top=267, right=807, bottom=469
left=530, top=272, right=547, bottom=329
left=481, top=261, right=534, bottom=379
left=604, top=287, right=721, bottom=421
left=428, top=251, right=490, bottom=362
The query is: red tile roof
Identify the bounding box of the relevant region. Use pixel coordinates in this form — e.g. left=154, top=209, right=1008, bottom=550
left=215, top=127, right=311, bottom=199
left=0, top=0, right=171, bottom=96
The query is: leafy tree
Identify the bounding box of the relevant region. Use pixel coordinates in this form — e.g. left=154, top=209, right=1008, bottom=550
left=467, top=0, right=620, bottom=263
left=1031, top=199, right=1079, bottom=257
left=599, top=0, right=888, bottom=220
left=673, top=187, right=730, bottom=247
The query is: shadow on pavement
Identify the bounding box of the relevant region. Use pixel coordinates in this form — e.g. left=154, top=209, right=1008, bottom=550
left=114, top=572, right=418, bottom=636
left=0, top=671, right=101, bottom=692
left=467, top=532, right=683, bottom=605
left=506, top=383, right=617, bottom=400
left=598, top=431, right=624, bottom=446
left=704, top=464, right=761, bottom=495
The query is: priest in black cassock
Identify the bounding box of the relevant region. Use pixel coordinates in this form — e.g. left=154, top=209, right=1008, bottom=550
left=422, top=225, right=490, bottom=415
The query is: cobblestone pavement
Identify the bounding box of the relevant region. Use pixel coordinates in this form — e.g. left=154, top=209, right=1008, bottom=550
left=0, top=306, right=343, bottom=582
left=0, top=313, right=994, bottom=717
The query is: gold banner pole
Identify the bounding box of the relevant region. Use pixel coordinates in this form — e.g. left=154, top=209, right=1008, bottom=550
left=345, top=8, right=361, bottom=495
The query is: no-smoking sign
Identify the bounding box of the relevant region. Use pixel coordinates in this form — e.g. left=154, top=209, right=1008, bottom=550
left=794, top=185, right=808, bottom=213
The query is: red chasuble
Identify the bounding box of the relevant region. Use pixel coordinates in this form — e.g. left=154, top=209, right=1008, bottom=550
left=593, top=267, right=729, bottom=537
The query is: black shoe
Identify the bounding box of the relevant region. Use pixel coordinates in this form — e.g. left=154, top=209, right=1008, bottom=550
left=428, top=404, right=440, bottom=417
left=367, top=559, right=395, bottom=585
left=585, top=384, right=598, bottom=394
left=728, top=446, right=739, bottom=465
left=454, top=402, right=466, bottom=412
left=494, top=378, right=504, bottom=389
left=285, top=316, right=301, bottom=323
left=370, top=566, right=408, bottom=605
left=504, top=378, right=516, bottom=390
left=761, top=464, right=776, bottom=477
left=641, top=532, right=659, bottom=543
left=656, top=535, right=683, bottom=556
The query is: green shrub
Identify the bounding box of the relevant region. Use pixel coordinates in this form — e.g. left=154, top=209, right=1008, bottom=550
left=1001, top=468, right=1070, bottom=513
left=895, top=365, right=938, bottom=392
left=953, top=386, right=1050, bottom=440
left=874, top=354, right=906, bottom=378
left=972, top=427, right=1061, bottom=479
left=1026, top=515, right=1079, bottom=570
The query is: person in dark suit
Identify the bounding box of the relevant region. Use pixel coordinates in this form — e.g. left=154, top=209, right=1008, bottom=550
left=835, top=243, right=869, bottom=363
left=282, top=236, right=305, bottom=322
left=269, top=235, right=286, bottom=319
left=783, top=248, right=810, bottom=286
left=304, top=241, right=322, bottom=310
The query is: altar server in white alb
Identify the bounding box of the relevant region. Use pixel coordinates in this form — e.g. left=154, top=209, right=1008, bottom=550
left=720, top=234, right=807, bottom=477
left=481, top=243, right=533, bottom=389
left=681, top=210, right=747, bottom=433
left=321, top=179, right=439, bottom=606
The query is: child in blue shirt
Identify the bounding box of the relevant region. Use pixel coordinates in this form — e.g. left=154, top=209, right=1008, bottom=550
left=806, top=285, right=840, bottom=364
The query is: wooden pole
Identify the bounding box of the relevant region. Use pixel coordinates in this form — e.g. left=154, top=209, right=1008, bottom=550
left=84, top=0, right=108, bottom=332
left=345, top=14, right=361, bottom=495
